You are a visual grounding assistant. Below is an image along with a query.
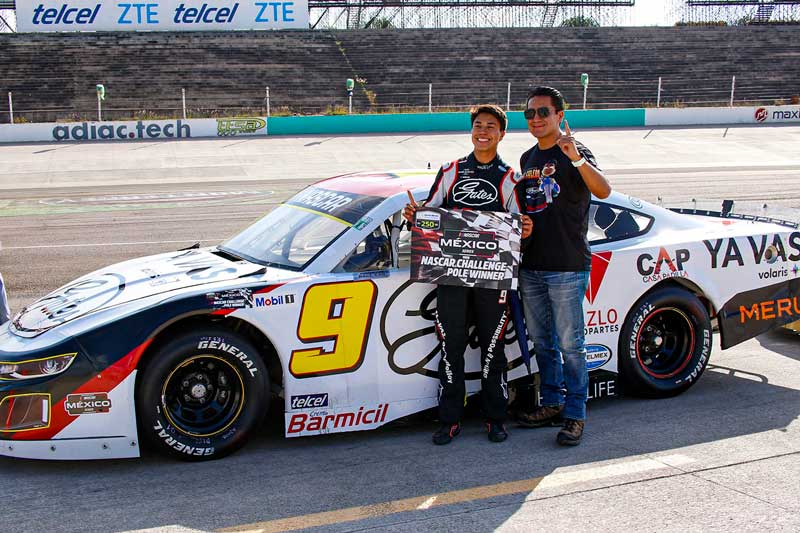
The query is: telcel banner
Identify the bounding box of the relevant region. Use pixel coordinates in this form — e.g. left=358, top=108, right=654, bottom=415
left=411, top=208, right=521, bottom=290
left=17, top=0, right=309, bottom=32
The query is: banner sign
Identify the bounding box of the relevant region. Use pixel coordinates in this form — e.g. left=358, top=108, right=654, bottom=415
left=16, top=0, right=309, bottom=32
left=0, top=117, right=267, bottom=144
left=411, top=208, right=521, bottom=290
left=645, top=105, right=800, bottom=126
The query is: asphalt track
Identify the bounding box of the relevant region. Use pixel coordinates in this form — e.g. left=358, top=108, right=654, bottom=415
left=0, top=125, right=799, bottom=532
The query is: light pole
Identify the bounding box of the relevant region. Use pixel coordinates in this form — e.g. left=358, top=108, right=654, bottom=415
left=581, top=73, right=589, bottom=109
left=96, top=84, right=105, bottom=121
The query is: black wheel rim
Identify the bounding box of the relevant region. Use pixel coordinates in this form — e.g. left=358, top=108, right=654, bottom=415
left=162, top=355, right=245, bottom=437
left=635, top=307, right=695, bottom=379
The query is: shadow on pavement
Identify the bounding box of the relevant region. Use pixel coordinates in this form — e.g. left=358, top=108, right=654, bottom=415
left=756, top=326, right=800, bottom=362
left=1, top=340, right=798, bottom=533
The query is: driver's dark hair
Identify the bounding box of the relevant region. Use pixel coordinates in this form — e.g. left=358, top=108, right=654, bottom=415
left=470, top=104, right=507, bottom=131
left=526, top=86, right=566, bottom=112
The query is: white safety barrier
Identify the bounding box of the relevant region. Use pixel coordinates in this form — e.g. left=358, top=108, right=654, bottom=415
left=645, top=105, right=800, bottom=126
left=0, top=117, right=267, bottom=144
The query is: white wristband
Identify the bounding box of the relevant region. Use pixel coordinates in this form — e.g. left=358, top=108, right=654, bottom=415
left=571, top=157, right=587, bottom=168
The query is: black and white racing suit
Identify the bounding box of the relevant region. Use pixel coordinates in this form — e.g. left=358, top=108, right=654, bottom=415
left=423, top=152, right=523, bottom=424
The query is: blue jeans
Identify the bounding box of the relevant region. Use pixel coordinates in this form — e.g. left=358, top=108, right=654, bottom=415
left=519, top=268, right=590, bottom=421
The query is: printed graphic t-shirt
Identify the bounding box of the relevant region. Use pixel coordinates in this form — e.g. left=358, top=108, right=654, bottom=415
left=518, top=141, right=598, bottom=271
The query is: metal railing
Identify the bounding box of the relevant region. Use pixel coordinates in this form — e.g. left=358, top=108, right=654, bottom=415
left=4, top=76, right=799, bottom=124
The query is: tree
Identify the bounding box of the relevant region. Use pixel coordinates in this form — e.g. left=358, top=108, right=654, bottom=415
left=560, top=16, right=600, bottom=27
left=366, top=16, right=394, bottom=29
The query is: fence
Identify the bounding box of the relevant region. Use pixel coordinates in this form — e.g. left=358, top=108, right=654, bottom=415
left=4, top=75, right=800, bottom=124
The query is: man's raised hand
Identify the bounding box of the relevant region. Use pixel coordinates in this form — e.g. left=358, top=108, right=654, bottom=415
left=557, top=119, right=581, bottom=162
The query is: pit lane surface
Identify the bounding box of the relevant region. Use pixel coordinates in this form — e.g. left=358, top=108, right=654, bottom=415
left=0, top=126, right=799, bottom=532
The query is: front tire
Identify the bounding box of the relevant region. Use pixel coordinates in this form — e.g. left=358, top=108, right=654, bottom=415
left=137, top=329, right=269, bottom=461
left=618, top=287, right=712, bottom=398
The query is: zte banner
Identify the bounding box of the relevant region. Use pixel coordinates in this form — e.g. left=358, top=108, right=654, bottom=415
left=411, top=208, right=521, bottom=290
left=17, top=0, right=309, bottom=32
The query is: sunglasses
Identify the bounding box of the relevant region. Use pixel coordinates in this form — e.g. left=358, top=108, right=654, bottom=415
left=524, top=106, right=552, bottom=120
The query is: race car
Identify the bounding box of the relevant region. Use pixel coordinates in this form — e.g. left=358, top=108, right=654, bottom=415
left=1, top=170, right=798, bottom=461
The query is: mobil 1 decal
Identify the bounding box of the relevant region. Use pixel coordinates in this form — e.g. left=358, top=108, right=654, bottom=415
left=718, top=277, right=800, bottom=349
left=703, top=231, right=800, bottom=280
left=410, top=207, right=521, bottom=290
left=286, top=187, right=383, bottom=225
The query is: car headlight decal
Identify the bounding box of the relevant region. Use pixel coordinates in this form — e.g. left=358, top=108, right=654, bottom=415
left=0, top=353, right=77, bottom=381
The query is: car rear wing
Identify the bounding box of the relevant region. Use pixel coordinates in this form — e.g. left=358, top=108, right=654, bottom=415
left=668, top=208, right=799, bottom=230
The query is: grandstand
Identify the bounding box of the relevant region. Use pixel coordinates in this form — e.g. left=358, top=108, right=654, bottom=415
left=1, top=24, right=799, bottom=122
left=0, top=1, right=799, bottom=121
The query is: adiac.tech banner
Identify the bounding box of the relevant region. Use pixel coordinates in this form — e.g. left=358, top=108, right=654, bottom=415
left=17, top=0, right=309, bottom=32
left=411, top=208, right=521, bottom=290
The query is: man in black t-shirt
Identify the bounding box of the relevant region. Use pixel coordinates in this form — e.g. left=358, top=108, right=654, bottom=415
left=516, top=87, right=611, bottom=446
left=404, top=104, right=532, bottom=445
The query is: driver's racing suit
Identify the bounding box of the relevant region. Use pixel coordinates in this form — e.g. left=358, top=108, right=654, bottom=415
left=423, top=152, right=523, bottom=424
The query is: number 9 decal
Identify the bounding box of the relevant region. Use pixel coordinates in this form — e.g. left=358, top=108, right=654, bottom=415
left=290, top=280, right=378, bottom=378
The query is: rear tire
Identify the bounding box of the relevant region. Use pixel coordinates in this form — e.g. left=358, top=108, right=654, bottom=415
left=618, top=287, right=712, bottom=398
left=137, top=329, right=268, bottom=461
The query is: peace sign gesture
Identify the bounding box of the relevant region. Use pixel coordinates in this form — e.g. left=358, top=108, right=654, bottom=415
left=556, top=120, right=581, bottom=162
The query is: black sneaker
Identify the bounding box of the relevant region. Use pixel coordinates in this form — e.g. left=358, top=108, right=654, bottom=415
left=486, top=420, right=508, bottom=443
left=556, top=419, right=585, bottom=446
left=432, top=422, right=461, bottom=445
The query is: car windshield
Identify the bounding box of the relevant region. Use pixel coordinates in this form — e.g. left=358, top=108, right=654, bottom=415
left=220, top=186, right=384, bottom=270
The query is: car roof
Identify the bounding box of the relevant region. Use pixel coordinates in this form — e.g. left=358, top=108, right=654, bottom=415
left=315, top=170, right=437, bottom=199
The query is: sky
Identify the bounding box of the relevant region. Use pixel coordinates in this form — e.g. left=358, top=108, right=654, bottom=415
left=630, top=0, right=676, bottom=26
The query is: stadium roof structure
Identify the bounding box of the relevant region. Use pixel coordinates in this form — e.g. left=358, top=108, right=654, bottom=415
left=309, top=0, right=634, bottom=6
left=681, top=0, right=800, bottom=23
left=311, top=0, right=636, bottom=27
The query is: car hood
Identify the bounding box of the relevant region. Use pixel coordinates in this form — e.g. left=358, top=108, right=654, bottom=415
left=10, top=247, right=276, bottom=337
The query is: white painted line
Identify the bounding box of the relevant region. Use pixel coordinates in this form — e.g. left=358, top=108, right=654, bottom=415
left=122, top=526, right=208, bottom=533
left=534, top=454, right=696, bottom=491
left=655, top=454, right=697, bottom=467
left=5, top=239, right=224, bottom=250
left=39, top=190, right=272, bottom=206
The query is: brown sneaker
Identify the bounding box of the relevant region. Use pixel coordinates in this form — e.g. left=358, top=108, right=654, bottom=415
left=516, top=404, right=564, bottom=428
left=557, top=419, right=585, bottom=446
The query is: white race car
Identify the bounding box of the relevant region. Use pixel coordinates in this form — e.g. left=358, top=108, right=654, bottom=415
left=1, top=170, right=798, bottom=461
